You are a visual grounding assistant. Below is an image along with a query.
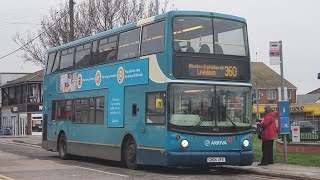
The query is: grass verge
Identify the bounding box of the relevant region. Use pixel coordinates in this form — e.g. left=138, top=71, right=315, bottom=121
left=253, top=134, right=320, bottom=167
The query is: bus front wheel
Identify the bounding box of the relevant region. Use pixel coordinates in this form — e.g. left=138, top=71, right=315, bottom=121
left=124, top=138, right=138, bottom=170
left=58, top=133, right=69, bottom=160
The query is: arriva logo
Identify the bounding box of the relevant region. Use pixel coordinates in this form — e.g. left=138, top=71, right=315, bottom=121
left=204, top=140, right=228, bottom=146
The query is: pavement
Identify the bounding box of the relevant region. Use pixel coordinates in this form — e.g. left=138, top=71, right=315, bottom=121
left=1, top=135, right=320, bottom=180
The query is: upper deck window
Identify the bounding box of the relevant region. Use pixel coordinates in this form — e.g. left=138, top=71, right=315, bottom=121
left=173, top=16, right=248, bottom=56
left=117, top=28, right=140, bottom=60
left=213, top=19, right=247, bottom=56
left=173, top=17, right=214, bottom=54
left=52, top=51, right=60, bottom=73
left=60, top=48, right=75, bottom=71
left=46, top=53, right=55, bottom=75
left=98, top=35, right=117, bottom=64
left=75, top=43, right=91, bottom=69
left=141, top=21, right=165, bottom=56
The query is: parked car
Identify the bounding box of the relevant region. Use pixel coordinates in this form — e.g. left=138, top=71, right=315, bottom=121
left=291, top=121, right=314, bottom=133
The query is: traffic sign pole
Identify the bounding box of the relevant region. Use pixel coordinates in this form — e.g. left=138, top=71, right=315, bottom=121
left=280, top=41, right=288, bottom=162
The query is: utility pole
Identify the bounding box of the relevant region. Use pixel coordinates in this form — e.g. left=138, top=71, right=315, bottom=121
left=279, top=40, right=288, bottom=162
left=155, top=0, right=159, bottom=15
left=69, top=0, right=75, bottom=41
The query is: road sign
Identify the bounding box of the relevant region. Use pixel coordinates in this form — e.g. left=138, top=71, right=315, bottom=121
left=277, top=100, right=290, bottom=134
left=270, top=41, right=281, bottom=65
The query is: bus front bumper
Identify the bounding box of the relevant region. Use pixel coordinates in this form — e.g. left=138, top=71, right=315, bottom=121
left=165, top=150, right=253, bottom=166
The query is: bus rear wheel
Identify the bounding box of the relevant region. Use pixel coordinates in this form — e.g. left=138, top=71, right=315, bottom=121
left=124, top=138, right=138, bottom=170
left=58, top=133, right=69, bottom=160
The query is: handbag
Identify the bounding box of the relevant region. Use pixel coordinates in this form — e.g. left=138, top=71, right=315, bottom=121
left=257, top=126, right=263, bottom=140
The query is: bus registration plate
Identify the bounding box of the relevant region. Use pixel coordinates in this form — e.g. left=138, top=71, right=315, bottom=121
left=207, top=157, right=226, bottom=163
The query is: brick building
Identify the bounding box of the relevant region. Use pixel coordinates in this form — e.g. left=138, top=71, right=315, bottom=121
left=251, top=62, right=297, bottom=121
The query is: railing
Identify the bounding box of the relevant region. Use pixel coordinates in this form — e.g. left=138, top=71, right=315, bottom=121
left=290, top=119, right=320, bottom=142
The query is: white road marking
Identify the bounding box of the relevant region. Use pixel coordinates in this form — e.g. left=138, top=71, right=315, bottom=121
left=0, top=174, right=15, bottom=180
left=72, top=165, right=129, bottom=178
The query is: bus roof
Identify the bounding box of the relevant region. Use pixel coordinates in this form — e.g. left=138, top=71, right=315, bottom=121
left=47, top=10, right=246, bottom=53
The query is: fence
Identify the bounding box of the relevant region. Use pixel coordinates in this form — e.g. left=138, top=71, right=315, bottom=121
left=290, top=119, right=320, bottom=142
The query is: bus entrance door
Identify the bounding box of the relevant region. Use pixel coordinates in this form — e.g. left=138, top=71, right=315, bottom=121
left=140, top=92, right=166, bottom=165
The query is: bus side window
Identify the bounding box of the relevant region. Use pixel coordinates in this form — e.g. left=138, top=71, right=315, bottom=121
left=117, top=28, right=140, bottom=60
left=51, top=51, right=61, bottom=73
left=146, top=92, right=165, bottom=125
left=60, top=48, right=75, bottom=71
left=46, top=53, right=56, bottom=75
left=141, top=21, right=165, bottom=56
left=75, top=43, right=91, bottom=69
left=91, top=41, right=98, bottom=66
left=98, top=35, right=117, bottom=64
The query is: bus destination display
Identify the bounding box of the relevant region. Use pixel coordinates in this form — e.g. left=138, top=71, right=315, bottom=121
left=188, top=63, right=238, bottom=78
left=173, top=56, right=250, bottom=81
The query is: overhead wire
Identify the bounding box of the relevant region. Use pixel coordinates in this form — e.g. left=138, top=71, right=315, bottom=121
left=0, top=10, right=70, bottom=60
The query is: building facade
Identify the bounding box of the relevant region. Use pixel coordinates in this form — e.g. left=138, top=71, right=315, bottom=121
left=251, top=62, right=297, bottom=121
left=251, top=62, right=320, bottom=123
left=0, top=70, right=43, bottom=135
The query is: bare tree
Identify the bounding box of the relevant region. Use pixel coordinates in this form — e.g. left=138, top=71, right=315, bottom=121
left=13, top=0, right=174, bottom=67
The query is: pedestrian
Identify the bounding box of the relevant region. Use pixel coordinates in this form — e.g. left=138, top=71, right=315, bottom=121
left=256, top=105, right=277, bottom=166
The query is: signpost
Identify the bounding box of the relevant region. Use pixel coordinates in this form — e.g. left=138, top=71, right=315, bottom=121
left=269, top=41, right=281, bottom=65
left=270, top=40, right=288, bottom=162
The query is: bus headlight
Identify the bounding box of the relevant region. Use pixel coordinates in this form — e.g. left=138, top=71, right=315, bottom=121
left=180, top=139, right=189, bottom=148
left=243, top=139, right=250, bottom=148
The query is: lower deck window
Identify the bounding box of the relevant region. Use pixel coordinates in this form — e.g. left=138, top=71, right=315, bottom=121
left=52, top=96, right=105, bottom=124
left=146, top=92, right=165, bottom=124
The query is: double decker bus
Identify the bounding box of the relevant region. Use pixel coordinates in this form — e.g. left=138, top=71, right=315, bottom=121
left=42, top=11, right=253, bottom=169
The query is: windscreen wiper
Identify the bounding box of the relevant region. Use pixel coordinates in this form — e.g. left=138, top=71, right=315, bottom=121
left=225, top=114, right=239, bottom=132
left=193, top=114, right=211, bottom=130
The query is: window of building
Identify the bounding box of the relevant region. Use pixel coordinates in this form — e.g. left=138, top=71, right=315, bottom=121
left=16, top=86, right=22, bottom=104
left=267, top=89, right=277, bottom=100
left=253, top=89, right=261, bottom=101
left=75, top=43, right=91, bottom=69
left=141, top=21, right=165, bottom=56
left=60, top=48, right=74, bottom=71
left=91, top=41, right=98, bottom=66
left=287, top=89, right=292, bottom=100
left=98, top=35, right=117, bottom=64
left=9, top=87, right=15, bottom=105
left=52, top=51, right=61, bottom=73
left=146, top=92, right=165, bottom=124
left=95, top=97, right=104, bottom=125
left=57, top=100, right=73, bottom=120
left=117, top=28, right=140, bottom=60
left=74, top=99, right=89, bottom=123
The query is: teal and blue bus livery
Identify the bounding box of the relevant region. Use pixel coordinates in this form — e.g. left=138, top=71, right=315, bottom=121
left=42, top=11, right=253, bottom=169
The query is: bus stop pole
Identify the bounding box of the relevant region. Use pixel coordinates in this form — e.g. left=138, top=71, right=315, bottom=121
left=280, top=40, right=288, bottom=162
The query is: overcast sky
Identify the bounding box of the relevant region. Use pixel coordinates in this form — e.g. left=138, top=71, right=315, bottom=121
left=0, top=0, right=319, bottom=94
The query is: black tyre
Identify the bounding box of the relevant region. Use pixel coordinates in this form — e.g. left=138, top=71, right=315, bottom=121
left=124, top=138, right=138, bottom=170
left=58, top=133, right=69, bottom=160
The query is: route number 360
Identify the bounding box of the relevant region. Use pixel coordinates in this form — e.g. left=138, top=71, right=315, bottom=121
left=224, top=66, right=238, bottom=77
